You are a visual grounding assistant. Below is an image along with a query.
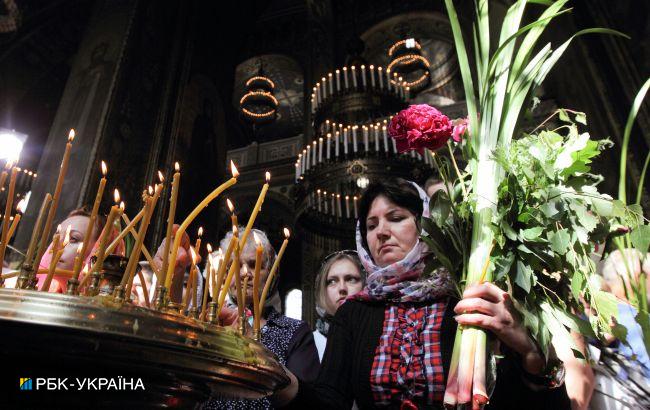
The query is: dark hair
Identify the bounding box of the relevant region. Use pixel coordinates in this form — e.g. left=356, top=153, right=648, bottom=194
left=358, top=178, right=423, bottom=251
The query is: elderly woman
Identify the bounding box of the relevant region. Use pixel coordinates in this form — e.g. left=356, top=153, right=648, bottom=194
left=272, top=178, right=569, bottom=409
left=313, top=250, right=366, bottom=361
left=203, top=227, right=320, bottom=410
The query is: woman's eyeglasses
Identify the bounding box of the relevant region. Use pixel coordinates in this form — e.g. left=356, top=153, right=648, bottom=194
left=321, top=249, right=358, bottom=264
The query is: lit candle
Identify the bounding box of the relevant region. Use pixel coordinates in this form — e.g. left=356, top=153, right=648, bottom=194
left=361, top=65, right=367, bottom=88
left=318, top=137, right=323, bottom=163
left=336, top=194, right=342, bottom=217
left=300, top=152, right=305, bottom=174
left=215, top=226, right=237, bottom=311
left=0, top=161, right=11, bottom=196
left=165, top=162, right=239, bottom=290
left=306, top=146, right=311, bottom=170
left=321, top=77, right=327, bottom=100
left=335, top=69, right=340, bottom=92
left=325, top=119, right=330, bottom=134
left=353, top=196, right=359, bottom=219
left=343, top=128, right=349, bottom=155
left=258, top=228, right=289, bottom=334
left=226, top=198, right=238, bottom=230
left=351, top=66, right=357, bottom=88
left=119, top=209, right=158, bottom=273
left=378, top=66, right=384, bottom=89
left=406, top=86, right=410, bottom=100
left=295, top=163, right=299, bottom=182
left=200, top=247, right=213, bottom=320
left=74, top=161, right=107, bottom=280
left=0, top=164, right=18, bottom=265
left=316, top=83, right=321, bottom=104
left=312, top=140, right=317, bottom=165
left=326, top=134, right=331, bottom=160
left=386, top=69, right=392, bottom=91
left=392, top=133, right=398, bottom=153
left=121, top=188, right=152, bottom=290
left=317, top=189, right=322, bottom=213
left=363, top=126, right=369, bottom=152
left=6, top=198, right=26, bottom=243
left=345, top=196, right=350, bottom=218
left=382, top=126, right=389, bottom=152
left=335, top=131, right=340, bottom=157
left=182, top=247, right=197, bottom=310
left=71, top=243, right=84, bottom=282
left=239, top=171, right=269, bottom=248
left=252, top=232, right=263, bottom=336
left=24, top=194, right=51, bottom=267
left=343, top=67, right=349, bottom=89
left=35, top=129, right=75, bottom=269
left=328, top=72, right=333, bottom=95
left=323, top=191, right=328, bottom=214
left=352, top=126, right=358, bottom=153
left=399, top=77, right=404, bottom=98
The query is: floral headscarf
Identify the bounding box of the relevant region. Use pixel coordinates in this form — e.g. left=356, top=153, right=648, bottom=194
left=353, top=181, right=453, bottom=303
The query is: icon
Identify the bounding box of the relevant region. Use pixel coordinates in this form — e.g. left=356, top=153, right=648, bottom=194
left=20, top=378, right=33, bottom=390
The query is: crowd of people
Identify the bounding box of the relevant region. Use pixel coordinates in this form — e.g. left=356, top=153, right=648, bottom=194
left=21, top=177, right=650, bottom=409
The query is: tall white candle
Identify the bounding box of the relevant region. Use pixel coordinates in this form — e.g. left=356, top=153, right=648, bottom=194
left=382, top=126, right=389, bottom=152
left=326, top=133, right=331, bottom=160
left=325, top=120, right=330, bottom=134
left=335, top=69, right=341, bottom=92
left=318, top=137, right=323, bottom=163
left=353, top=196, right=358, bottom=219
left=322, top=77, right=327, bottom=99
left=374, top=126, right=380, bottom=151
left=378, top=67, right=384, bottom=89
left=386, top=70, right=392, bottom=91
left=363, top=126, right=369, bottom=152
left=343, top=67, right=349, bottom=89
left=410, top=149, right=416, bottom=158
left=345, top=196, right=350, bottom=218
left=312, top=141, right=317, bottom=165
left=370, top=65, right=375, bottom=88
left=335, top=131, right=340, bottom=157
left=392, top=137, right=397, bottom=153
left=328, top=73, right=334, bottom=95
left=336, top=194, right=342, bottom=217
left=352, top=126, right=358, bottom=153
left=301, top=152, right=306, bottom=173
left=361, top=65, right=367, bottom=88
left=316, top=84, right=321, bottom=104
left=331, top=194, right=335, bottom=217
left=306, top=146, right=311, bottom=169
left=351, top=66, right=357, bottom=88
left=295, top=163, right=299, bottom=182
left=317, top=190, right=322, bottom=212
left=406, top=86, right=410, bottom=100
left=399, top=78, right=404, bottom=99
left=343, top=128, right=349, bottom=155
left=323, top=191, right=328, bottom=214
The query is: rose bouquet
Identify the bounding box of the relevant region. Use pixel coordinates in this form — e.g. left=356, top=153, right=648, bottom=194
left=387, top=1, right=650, bottom=408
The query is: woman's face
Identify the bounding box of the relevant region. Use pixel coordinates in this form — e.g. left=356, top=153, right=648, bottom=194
left=365, top=195, right=419, bottom=268
left=229, top=245, right=270, bottom=307
left=324, top=258, right=363, bottom=316
left=57, top=215, right=94, bottom=270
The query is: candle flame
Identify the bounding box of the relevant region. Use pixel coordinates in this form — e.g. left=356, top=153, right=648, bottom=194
left=265, top=171, right=270, bottom=182
left=253, top=232, right=261, bottom=246
left=68, top=129, right=76, bottom=142
left=174, top=161, right=180, bottom=172
left=345, top=195, right=349, bottom=199
left=158, top=170, right=164, bottom=183
left=148, top=185, right=154, bottom=195
left=190, top=247, right=197, bottom=264
left=207, top=243, right=213, bottom=253
left=114, top=189, right=120, bottom=203
left=242, top=264, right=248, bottom=275
left=120, top=201, right=125, bottom=211
left=198, top=227, right=204, bottom=237
left=63, top=225, right=72, bottom=246
left=230, top=161, right=239, bottom=178
left=82, top=264, right=89, bottom=274
left=226, top=198, right=234, bottom=213
left=16, top=198, right=27, bottom=213
left=283, top=228, right=290, bottom=238
left=101, top=161, right=107, bottom=176
left=233, top=225, right=238, bottom=234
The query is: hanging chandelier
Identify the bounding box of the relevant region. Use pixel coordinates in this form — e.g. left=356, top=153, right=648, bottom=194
left=240, top=65, right=278, bottom=124
left=387, top=38, right=431, bottom=93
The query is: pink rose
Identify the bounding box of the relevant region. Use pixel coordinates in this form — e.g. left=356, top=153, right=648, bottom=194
left=388, top=104, right=453, bottom=153
left=452, top=118, right=469, bottom=142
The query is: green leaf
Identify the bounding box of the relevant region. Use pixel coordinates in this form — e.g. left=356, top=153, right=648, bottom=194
left=551, top=305, right=596, bottom=338
left=521, top=226, right=545, bottom=242
left=592, top=290, right=620, bottom=326
left=549, top=229, right=571, bottom=255
left=631, top=225, right=650, bottom=253
left=430, top=191, right=452, bottom=226
left=575, top=112, right=587, bottom=125
left=637, top=151, right=650, bottom=205
left=515, top=260, right=533, bottom=293
left=558, top=109, right=570, bottom=123
left=571, top=272, right=584, bottom=301
left=493, top=252, right=515, bottom=281
left=635, top=309, right=650, bottom=357
left=619, top=77, right=650, bottom=203
left=501, top=220, right=518, bottom=241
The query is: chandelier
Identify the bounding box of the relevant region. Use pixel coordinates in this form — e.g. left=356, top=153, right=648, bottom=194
left=239, top=64, right=278, bottom=124
left=387, top=38, right=431, bottom=93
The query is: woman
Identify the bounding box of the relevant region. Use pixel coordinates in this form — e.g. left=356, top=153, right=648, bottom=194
left=273, top=178, right=569, bottom=409
left=37, top=206, right=124, bottom=292
left=313, top=250, right=366, bottom=361
left=202, top=227, right=320, bottom=410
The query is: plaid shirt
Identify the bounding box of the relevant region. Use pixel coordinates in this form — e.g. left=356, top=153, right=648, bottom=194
left=370, top=301, right=447, bottom=406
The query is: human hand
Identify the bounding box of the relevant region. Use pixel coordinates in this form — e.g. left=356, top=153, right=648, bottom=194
left=454, top=282, right=545, bottom=375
